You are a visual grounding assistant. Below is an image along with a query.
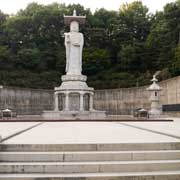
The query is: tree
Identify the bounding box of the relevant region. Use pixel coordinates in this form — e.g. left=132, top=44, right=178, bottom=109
left=17, top=3, right=43, bottom=16
left=172, top=41, right=180, bottom=75
left=0, top=10, right=7, bottom=26
left=31, top=4, right=65, bottom=48
left=0, top=1, right=180, bottom=89
left=3, top=15, right=34, bottom=51
left=146, top=1, right=180, bottom=70
left=117, top=1, right=151, bottom=44
left=0, top=46, right=14, bottom=70
left=17, top=48, right=41, bottom=69
left=115, top=1, right=151, bottom=72
left=0, top=11, right=8, bottom=46
left=83, top=48, right=111, bottom=75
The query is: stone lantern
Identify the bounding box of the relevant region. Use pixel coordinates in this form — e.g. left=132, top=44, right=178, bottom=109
left=147, top=75, right=162, bottom=118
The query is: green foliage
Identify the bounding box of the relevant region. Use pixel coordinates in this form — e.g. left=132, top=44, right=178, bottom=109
left=0, top=46, right=14, bottom=69
left=83, top=48, right=111, bottom=75
left=171, top=43, right=180, bottom=75
left=0, top=1, right=180, bottom=89
left=17, top=48, right=40, bottom=69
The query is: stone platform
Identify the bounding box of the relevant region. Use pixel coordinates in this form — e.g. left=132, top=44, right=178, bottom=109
left=42, top=74, right=107, bottom=120
left=0, top=114, right=172, bottom=122
left=1, top=120, right=180, bottom=179
left=42, top=110, right=107, bottom=120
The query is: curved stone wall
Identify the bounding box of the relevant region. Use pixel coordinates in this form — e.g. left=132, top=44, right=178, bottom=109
left=0, top=86, right=54, bottom=115
left=0, top=76, right=180, bottom=116
left=94, top=76, right=180, bottom=115
left=94, top=86, right=149, bottom=115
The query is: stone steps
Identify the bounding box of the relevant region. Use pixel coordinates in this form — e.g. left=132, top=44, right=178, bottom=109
left=1, top=142, right=180, bottom=151
left=1, top=160, right=180, bottom=173
left=1, top=143, right=180, bottom=179
left=1, top=150, right=180, bottom=162
left=0, top=171, right=180, bottom=180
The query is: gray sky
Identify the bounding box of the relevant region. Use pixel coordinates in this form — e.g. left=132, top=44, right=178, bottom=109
left=0, top=0, right=177, bottom=14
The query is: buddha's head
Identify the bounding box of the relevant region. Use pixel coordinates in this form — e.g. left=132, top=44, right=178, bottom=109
left=70, top=21, right=79, bottom=32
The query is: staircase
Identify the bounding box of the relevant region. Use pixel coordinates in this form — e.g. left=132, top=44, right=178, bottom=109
left=1, top=143, right=180, bottom=180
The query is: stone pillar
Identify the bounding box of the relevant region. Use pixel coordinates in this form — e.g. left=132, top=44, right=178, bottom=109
left=80, top=92, right=84, bottom=111
left=89, top=93, right=94, bottom=111
left=54, top=93, right=59, bottom=111
left=64, top=92, right=69, bottom=111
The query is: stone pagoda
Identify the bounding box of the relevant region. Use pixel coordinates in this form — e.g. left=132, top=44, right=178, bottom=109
left=43, top=10, right=106, bottom=120
left=147, top=74, right=162, bottom=118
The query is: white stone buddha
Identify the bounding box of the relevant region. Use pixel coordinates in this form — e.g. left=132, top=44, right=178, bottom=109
left=64, top=19, right=84, bottom=75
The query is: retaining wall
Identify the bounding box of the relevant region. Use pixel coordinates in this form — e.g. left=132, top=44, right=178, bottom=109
left=0, top=76, right=180, bottom=116
left=0, top=86, right=54, bottom=115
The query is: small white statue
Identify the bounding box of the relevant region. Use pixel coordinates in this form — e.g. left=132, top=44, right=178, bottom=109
left=64, top=20, right=84, bottom=75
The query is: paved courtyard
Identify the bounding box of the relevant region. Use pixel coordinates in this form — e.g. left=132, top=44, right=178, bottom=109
left=1, top=120, right=180, bottom=144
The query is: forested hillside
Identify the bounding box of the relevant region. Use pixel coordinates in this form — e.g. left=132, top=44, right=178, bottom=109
left=0, top=1, right=180, bottom=89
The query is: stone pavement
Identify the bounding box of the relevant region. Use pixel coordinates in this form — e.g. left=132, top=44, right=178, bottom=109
left=1, top=119, right=180, bottom=180
left=0, top=120, right=180, bottom=144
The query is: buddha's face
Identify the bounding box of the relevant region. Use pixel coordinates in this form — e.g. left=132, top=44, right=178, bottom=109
left=70, top=21, right=79, bottom=32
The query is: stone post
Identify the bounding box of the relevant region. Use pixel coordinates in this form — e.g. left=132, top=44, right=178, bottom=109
left=89, top=93, right=94, bottom=111
left=65, top=92, right=69, bottom=111
left=80, top=92, right=84, bottom=111
left=54, top=93, right=59, bottom=111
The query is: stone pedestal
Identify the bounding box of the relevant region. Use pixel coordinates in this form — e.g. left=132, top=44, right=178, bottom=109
left=42, top=75, right=106, bottom=120
left=42, top=110, right=106, bottom=120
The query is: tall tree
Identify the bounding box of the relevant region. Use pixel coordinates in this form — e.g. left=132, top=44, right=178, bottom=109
left=115, top=1, right=151, bottom=72
left=146, top=1, right=180, bottom=71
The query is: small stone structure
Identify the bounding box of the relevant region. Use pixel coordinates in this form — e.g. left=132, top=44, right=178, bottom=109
left=147, top=75, right=162, bottom=118
left=43, top=10, right=106, bottom=120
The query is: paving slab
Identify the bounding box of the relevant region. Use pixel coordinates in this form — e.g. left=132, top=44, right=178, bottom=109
left=2, top=122, right=180, bottom=144
left=121, top=122, right=180, bottom=138
left=0, top=122, right=40, bottom=140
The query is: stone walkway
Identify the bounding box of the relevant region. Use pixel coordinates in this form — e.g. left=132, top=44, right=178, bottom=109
left=1, top=120, right=180, bottom=144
